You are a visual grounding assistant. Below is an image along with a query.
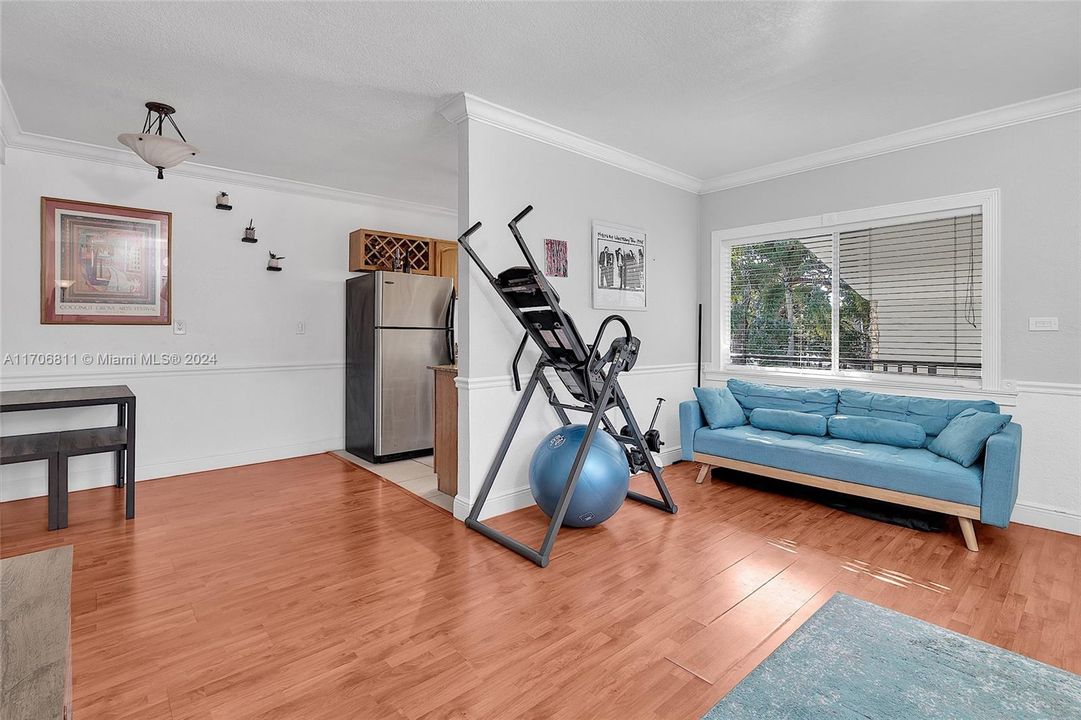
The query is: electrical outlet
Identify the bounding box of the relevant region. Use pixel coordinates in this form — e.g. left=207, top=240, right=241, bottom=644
left=296, top=320, right=306, bottom=335
left=1028, top=317, right=1059, bottom=332
left=173, top=319, right=187, bottom=335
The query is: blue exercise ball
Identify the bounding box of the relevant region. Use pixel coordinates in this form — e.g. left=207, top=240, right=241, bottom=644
left=529, top=425, right=630, bottom=527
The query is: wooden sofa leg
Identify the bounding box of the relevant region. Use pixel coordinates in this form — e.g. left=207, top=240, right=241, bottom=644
left=958, top=517, right=979, bottom=552
left=695, top=463, right=713, bottom=484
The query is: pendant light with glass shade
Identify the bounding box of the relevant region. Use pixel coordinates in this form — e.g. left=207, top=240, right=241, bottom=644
left=117, top=101, right=199, bottom=179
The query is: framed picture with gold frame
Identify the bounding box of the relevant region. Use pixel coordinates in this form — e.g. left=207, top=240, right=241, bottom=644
left=40, top=197, right=172, bottom=325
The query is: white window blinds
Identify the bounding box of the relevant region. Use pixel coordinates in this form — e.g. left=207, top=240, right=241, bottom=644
left=838, top=215, right=982, bottom=379
left=727, top=213, right=983, bottom=380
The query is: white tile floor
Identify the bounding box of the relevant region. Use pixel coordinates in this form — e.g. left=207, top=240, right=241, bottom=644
left=334, top=450, right=455, bottom=512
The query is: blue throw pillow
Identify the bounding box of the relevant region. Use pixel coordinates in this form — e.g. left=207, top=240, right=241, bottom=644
left=693, top=386, right=746, bottom=429
left=837, top=389, right=999, bottom=437
left=928, top=409, right=1012, bottom=467
left=828, top=415, right=926, bottom=448
left=727, top=379, right=838, bottom=417
left=749, top=408, right=827, bottom=437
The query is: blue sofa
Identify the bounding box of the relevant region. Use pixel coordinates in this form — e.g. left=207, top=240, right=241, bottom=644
left=680, top=379, right=1022, bottom=551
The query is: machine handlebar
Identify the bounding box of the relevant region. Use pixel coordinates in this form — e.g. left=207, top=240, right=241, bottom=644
left=509, top=205, right=533, bottom=227
left=458, top=221, right=483, bottom=243
left=584, top=314, right=635, bottom=396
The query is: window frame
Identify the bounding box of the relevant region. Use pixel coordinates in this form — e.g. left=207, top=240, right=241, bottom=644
left=710, top=190, right=1002, bottom=392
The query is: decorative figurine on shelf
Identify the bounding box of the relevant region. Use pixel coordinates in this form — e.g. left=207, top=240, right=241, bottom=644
left=216, top=191, right=232, bottom=210
left=267, top=251, right=284, bottom=271
left=243, top=219, right=257, bottom=243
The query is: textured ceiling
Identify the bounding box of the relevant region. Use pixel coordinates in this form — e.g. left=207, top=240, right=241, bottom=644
left=3, top=2, right=1079, bottom=208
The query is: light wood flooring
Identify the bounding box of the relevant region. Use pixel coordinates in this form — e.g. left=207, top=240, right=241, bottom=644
left=1, top=453, right=1077, bottom=719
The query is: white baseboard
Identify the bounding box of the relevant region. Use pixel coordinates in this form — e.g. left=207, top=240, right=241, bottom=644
left=452, top=449, right=683, bottom=522
left=1011, top=501, right=1081, bottom=535
left=0, top=436, right=343, bottom=501
left=453, top=485, right=535, bottom=521
left=656, top=447, right=682, bottom=467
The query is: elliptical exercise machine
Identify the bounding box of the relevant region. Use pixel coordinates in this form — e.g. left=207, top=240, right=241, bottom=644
left=457, top=206, right=678, bottom=568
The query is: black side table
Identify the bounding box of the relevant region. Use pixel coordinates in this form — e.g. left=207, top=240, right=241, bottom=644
left=1, top=385, right=136, bottom=521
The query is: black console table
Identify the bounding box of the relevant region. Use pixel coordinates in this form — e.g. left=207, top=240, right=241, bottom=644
left=1, top=385, right=136, bottom=525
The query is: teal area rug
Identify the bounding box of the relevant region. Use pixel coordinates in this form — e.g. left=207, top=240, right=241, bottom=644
left=704, top=593, right=1081, bottom=719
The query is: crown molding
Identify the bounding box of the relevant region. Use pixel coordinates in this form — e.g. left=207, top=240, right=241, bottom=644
left=700, top=88, right=1081, bottom=194
left=7, top=130, right=456, bottom=216
left=437, top=93, right=470, bottom=125
left=0, top=83, right=22, bottom=165
left=7, top=82, right=1077, bottom=203
left=0, top=83, right=454, bottom=216
left=439, top=92, right=702, bottom=194
left=442, top=89, right=1080, bottom=196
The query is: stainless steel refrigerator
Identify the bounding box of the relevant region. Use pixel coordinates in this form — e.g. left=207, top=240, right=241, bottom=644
left=346, top=271, right=454, bottom=463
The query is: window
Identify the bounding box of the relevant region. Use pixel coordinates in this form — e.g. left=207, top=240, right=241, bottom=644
left=837, top=215, right=981, bottom=379
left=729, top=235, right=833, bottom=369
left=726, top=210, right=984, bottom=382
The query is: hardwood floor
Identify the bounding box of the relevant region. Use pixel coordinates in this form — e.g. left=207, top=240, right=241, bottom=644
left=1, top=453, right=1077, bottom=719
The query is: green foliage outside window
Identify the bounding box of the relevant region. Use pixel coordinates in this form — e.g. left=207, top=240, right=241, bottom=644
left=730, top=239, right=871, bottom=368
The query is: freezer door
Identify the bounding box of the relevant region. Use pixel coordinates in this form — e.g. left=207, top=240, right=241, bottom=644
left=374, top=328, right=450, bottom=456
left=375, top=272, right=453, bottom=328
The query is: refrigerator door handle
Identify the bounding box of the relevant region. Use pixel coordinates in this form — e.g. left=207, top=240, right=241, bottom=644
left=445, top=291, right=456, bottom=363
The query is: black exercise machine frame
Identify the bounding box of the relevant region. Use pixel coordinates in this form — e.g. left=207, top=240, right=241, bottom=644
left=456, top=205, right=677, bottom=568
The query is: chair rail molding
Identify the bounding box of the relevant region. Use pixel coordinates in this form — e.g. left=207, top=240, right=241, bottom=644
left=0, top=361, right=346, bottom=387
left=454, top=363, right=698, bottom=391
left=1014, top=380, right=1081, bottom=397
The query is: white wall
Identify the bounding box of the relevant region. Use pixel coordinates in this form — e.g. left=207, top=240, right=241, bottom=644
left=454, top=119, right=700, bottom=519
left=6, top=104, right=1074, bottom=537
left=698, top=113, right=1081, bottom=534
left=0, top=147, right=455, bottom=500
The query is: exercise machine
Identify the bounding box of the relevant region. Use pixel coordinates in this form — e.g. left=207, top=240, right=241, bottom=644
left=456, top=206, right=678, bottom=567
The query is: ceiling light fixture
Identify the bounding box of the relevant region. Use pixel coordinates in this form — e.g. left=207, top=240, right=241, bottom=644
left=117, top=101, right=199, bottom=179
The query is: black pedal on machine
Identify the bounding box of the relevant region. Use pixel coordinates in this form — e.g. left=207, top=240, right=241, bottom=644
left=622, top=397, right=665, bottom=471
left=456, top=205, right=678, bottom=568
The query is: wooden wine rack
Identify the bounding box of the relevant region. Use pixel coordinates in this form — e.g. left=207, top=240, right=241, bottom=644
left=348, top=228, right=458, bottom=291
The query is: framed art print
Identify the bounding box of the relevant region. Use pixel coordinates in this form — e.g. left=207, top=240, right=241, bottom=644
left=592, top=220, right=646, bottom=311
left=40, top=197, right=172, bottom=325
left=544, top=238, right=568, bottom=277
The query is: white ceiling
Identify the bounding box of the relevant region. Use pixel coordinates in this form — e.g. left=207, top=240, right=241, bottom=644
left=3, top=2, right=1079, bottom=209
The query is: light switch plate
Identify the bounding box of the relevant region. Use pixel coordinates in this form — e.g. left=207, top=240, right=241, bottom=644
left=173, top=319, right=187, bottom=335
left=1028, top=317, right=1059, bottom=332
left=296, top=321, right=306, bottom=335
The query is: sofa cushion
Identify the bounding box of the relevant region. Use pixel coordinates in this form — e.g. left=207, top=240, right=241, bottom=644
left=837, top=389, right=998, bottom=440
left=750, top=408, right=827, bottom=436
left=828, top=415, right=926, bottom=449
left=693, top=386, right=746, bottom=429
left=929, top=409, right=1012, bottom=468
left=693, top=425, right=981, bottom=506
left=728, top=379, right=838, bottom=417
